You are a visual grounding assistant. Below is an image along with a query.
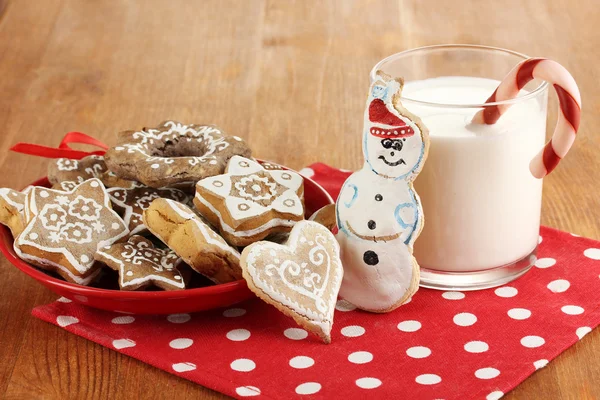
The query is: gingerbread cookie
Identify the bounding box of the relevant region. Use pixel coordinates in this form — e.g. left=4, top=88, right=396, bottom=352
left=95, top=235, right=185, bottom=291
left=143, top=198, right=242, bottom=283
left=241, top=220, right=343, bottom=344
left=0, top=188, right=29, bottom=237
left=107, top=185, right=189, bottom=236
left=104, top=120, right=252, bottom=188
left=194, top=156, right=305, bottom=246
left=309, top=204, right=337, bottom=232
left=48, top=155, right=138, bottom=191
left=15, top=179, right=129, bottom=285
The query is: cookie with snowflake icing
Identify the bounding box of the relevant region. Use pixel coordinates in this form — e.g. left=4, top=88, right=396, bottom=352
left=14, top=179, right=129, bottom=285
left=143, top=198, right=242, bottom=284
left=104, top=120, right=252, bottom=188
left=0, top=187, right=32, bottom=237
left=107, top=185, right=189, bottom=236
left=194, top=156, right=305, bottom=246
left=95, top=235, right=185, bottom=291
left=48, top=155, right=138, bottom=191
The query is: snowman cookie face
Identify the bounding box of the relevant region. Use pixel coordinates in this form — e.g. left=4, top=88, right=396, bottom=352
left=363, top=78, right=427, bottom=181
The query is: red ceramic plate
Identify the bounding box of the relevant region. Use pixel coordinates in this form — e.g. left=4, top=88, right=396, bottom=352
left=0, top=163, right=333, bottom=314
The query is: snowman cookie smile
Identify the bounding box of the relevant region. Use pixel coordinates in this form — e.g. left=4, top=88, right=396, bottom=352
left=378, top=155, right=406, bottom=166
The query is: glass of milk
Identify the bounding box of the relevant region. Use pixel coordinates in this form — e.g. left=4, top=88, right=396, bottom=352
left=371, top=44, right=549, bottom=290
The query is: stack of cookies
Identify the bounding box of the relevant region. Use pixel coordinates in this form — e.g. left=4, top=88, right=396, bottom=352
left=1, top=120, right=344, bottom=342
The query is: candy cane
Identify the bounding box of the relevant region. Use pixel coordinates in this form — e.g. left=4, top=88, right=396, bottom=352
left=472, top=58, right=581, bottom=179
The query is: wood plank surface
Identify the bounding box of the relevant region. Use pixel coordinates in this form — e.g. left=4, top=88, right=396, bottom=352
left=0, top=0, right=598, bottom=398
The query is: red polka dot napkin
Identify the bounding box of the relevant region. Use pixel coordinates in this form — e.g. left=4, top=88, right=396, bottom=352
left=32, top=164, right=600, bottom=400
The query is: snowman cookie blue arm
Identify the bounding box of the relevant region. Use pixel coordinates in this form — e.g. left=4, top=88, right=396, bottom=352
left=394, top=199, right=419, bottom=246
left=335, top=180, right=359, bottom=236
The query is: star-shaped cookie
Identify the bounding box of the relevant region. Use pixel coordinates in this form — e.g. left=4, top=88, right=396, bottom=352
left=48, top=155, right=138, bottom=191
left=107, top=185, right=189, bottom=235
left=194, top=156, right=305, bottom=246
left=95, top=235, right=185, bottom=291
left=15, top=179, right=129, bottom=285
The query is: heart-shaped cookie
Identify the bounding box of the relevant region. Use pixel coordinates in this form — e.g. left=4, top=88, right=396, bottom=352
left=241, top=220, right=343, bottom=343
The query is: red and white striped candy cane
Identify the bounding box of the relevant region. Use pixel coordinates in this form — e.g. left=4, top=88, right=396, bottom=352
left=472, top=58, right=581, bottom=179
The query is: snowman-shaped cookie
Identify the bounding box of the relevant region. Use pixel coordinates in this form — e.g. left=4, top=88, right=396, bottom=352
left=336, top=71, right=429, bottom=312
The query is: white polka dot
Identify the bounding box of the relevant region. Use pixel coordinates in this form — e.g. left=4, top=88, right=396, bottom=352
left=521, top=335, right=545, bottom=348
left=475, top=367, right=500, bottom=379
left=495, top=286, right=518, bottom=297
left=561, top=305, right=584, bottom=315
left=442, top=291, right=465, bottom=300
left=227, top=329, right=251, bottom=341
left=40, top=191, right=49, bottom=198
left=167, top=313, right=190, bottom=323
left=169, top=338, right=193, bottom=349
left=112, top=338, right=136, bottom=349
left=348, top=351, right=373, bottom=365
left=111, top=222, right=120, bottom=229
left=508, top=308, right=531, bottom=320
left=355, top=377, right=382, bottom=389
left=534, top=359, right=548, bottom=370
left=289, top=356, right=314, bottom=369
left=295, top=382, right=321, bottom=395
left=415, top=374, right=441, bottom=385
left=57, top=297, right=71, bottom=303
left=464, top=341, right=489, bottom=353
left=397, top=320, right=421, bottom=332
left=111, top=316, right=135, bottom=324
left=90, top=180, right=99, bottom=187
left=486, top=391, right=504, bottom=400
left=576, top=327, right=592, bottom=339
left=29, top=233, right=38, bottom=240
left=406, top=346, right=431, bottom=359
left=341, top=325, right=365, bottom=337
left=284, top=328, right=308, bottom=340
left=538, top=235, right=543, bottom=244
left=172, top=362, right=196, bottom=372
left=80, top=255, right=89, bottom=263
left=56, top=315, right=79, bottom=327
left=235, top=386, right=261, bottom=397
left=230, top=358, right=256, bottom=372
left=535, top=258, right=556, bottom=268
left=335, top=299, right=356, bottom=311
left=453, top=312, right=477, bottom=326
left=584, top=248, right=600, bottom=260
left=223, top=308, right=246, bottom=317
left=151, top=163, right=160, bottom=169
left=547, top=279, right=570, bottom=293
left=298, top=167, right=315, bottom=178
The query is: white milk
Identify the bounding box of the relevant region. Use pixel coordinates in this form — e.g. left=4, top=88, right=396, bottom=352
left=404, top=77, right=546, bottom=271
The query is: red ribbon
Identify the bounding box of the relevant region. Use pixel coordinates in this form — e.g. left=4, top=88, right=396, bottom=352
left=10, top=132, right=109, bottom=160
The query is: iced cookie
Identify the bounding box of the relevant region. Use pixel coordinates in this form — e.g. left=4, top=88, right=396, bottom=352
left=15, top=179, right=129, bottom=285
left=0, top=188, right=29, bottom=237
left=104, top=120, right=252, bottom=188
left=143, top=198, right=242, bottom=283
left=241, top=220, right=343, bottom=344
left=95, top=235, right=185, bottom=291
left=48, top=155, right=138, bottom=191
left=309, top=204, right=337, bottom=232
left=107, top=185, right=189, bottom=236
left=194, top=156, right=305, bottom=246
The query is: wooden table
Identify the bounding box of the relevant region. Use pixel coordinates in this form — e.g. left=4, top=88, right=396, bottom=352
left=0, top=0, right=598, bottom=398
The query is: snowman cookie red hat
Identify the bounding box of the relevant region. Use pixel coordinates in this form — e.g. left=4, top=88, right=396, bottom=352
left=368, top=79, right=415, bottom=138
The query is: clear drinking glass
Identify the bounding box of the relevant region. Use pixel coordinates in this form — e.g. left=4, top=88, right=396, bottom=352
left=370, top=45, right=549, bottom=290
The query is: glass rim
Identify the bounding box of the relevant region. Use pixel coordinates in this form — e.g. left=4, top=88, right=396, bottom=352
left=370, top=44, right=549, bottom=109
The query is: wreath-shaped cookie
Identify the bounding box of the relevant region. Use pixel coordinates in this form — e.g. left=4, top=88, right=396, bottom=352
left=105, top=120, right=252, bottom=188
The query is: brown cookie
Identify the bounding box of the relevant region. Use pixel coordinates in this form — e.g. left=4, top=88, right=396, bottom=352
left=95, top=235, right=185, bottom=291
left=308, top=204, right=337, bottom=231
left=142, top=198, right=242, bottom=284
left=104, top=120, right=252, bottom=188
left=15, top=179, right=129, bottom=285
left=0, top=188, right=29, bottom=237
left=194, top=156, right=305, bottom=246
left=48, top=155, right=138, bottom=191
left=107, top=185, right=189, bottom=236
left=241, top=221, right=344, bottom=344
